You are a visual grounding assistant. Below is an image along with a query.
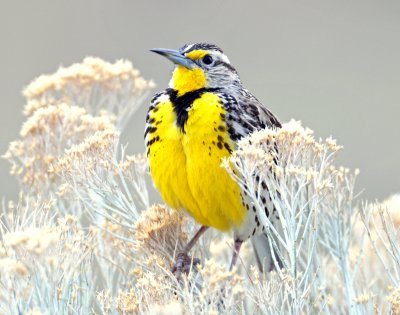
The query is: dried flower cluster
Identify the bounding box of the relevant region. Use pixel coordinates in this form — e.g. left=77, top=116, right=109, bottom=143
left=23, top=57, right=155, bottom=129
left=134, top=205, right=189, bottom=263
left=388, top=287, right=400, bottom=315
left=1, top=58, right=400, bottom=314
left=3, top=104, right=115, bottom=195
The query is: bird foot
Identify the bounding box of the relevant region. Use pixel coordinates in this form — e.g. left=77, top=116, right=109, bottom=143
left=171, top=252, right=201, bottom=279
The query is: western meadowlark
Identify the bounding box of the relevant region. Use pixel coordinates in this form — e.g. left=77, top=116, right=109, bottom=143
left=145, top=43, right=281, bottom=276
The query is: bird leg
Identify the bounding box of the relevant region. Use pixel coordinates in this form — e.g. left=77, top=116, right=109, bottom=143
left=172, top=225, right=208, bottom=279
left=229, top=239, right=243, bottom=271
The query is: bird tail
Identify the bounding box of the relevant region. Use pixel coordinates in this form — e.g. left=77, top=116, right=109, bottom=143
left=251, top=232, right=283, bottom=272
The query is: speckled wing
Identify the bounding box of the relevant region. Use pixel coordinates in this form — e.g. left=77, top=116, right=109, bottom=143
left=217, top=88, right=281, bottom=143
left=217, top=88, right=283, bottom=271
left=236, top=88, right=281, bottom=130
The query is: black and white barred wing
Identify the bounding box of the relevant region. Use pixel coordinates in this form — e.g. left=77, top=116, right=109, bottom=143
left=217, top=89, right=281, bottom=143
left=218, top=89, right=283, bottom=271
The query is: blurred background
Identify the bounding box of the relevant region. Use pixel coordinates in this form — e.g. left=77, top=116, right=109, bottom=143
left=1, top=0, right=399, bottom=201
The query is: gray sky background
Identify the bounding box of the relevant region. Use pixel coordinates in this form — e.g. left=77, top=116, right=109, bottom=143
left=1, top=0, right=399, bottom=202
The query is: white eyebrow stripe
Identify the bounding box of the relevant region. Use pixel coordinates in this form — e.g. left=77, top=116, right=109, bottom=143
left=183, top=44, right=194, bottom=53
left=213, top=51, right=230, bottom=64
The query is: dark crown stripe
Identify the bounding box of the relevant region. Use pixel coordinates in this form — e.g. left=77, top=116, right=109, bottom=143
left=180, top=43, right=223, bottom=54
left=167, top=88, right=221, bottom=132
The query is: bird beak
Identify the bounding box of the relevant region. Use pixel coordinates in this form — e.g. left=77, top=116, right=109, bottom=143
left=150, top=48, right=197, bottom=69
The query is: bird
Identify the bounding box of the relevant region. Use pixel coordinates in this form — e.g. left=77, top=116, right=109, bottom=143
left=145, top=43, right=282, bottom=277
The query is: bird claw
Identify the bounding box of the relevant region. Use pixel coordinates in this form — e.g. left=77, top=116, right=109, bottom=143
left=171, top=252, right=200, bottom=279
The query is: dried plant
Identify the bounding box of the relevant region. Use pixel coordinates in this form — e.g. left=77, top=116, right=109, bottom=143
left=23, top=57, right=155, bottom=129
left=3, top=104, right=115, bottom=196
left=54, top=128, right=149, bottom=222
left=224, top=120, right=370, bottom=314
left=388, top=287, right=400, bottom=315
left=2, top=57, right=400, bottom=314
left=0, top=201, right=95, bottom=314
left=359, top=198, right=400, bottom=311
left=134, top=205, right=189, bottom=263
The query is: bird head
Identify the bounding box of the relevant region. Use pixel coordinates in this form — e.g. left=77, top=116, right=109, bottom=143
left=150, top=43, right=240, bottom=95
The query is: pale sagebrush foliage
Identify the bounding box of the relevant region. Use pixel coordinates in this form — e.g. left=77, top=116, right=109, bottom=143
left=0, top=202, right=95, bottom=314
left=1, top=57, right=154, bottom=314
left=23, top=57, right=155, bottom=130
left=2, top=57, right=400, bottom=314
left=224, top=121, right=389, bottom=314
left=3, top=104, right=115, bottom=197
left=359, top=197, right=400, bottom=313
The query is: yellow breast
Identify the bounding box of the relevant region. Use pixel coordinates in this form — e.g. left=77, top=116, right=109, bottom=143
left=147, top=92, right=246, bottom=231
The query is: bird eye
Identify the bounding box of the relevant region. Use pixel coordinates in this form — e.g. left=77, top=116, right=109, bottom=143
left=202, top=55, right=214, bottom=65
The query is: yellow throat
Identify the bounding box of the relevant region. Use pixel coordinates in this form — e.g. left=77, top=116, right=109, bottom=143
left=171, top=65, right=207, bottom=96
